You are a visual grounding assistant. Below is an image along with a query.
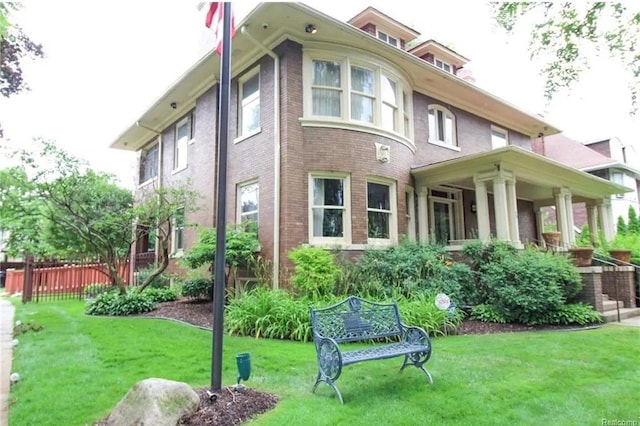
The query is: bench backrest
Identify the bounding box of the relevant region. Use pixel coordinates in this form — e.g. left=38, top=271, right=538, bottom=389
left=309, top=296, right=403, bottom=343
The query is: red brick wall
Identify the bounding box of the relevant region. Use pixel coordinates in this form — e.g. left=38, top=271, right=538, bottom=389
left=602, top=267, right=637, bottom=309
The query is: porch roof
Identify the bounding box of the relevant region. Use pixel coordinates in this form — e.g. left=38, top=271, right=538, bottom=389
left=411, top=146, right=632, bottom=204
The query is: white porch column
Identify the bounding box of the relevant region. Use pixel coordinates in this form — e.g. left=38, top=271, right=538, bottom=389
left=563, top=191, right=575, bottom=246
left=417, top=188, right=429, bottom=243
left=506, top=179, right=520, bottom=243
left=492, top=177, right=510, bottom=240
left=599, top=198, right=614, bottom=242
left=587, top=204, right=599, bottom=245
left=554, top=188, right=570, bottom=249
left=473, top=177, right=491, bottom=241
left=534, top=206, right=545, bottom=244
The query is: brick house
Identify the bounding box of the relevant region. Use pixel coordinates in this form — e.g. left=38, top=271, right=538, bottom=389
left=536, top=133, right=640, bottom=234
left=109, top=4, right=630, bottom=287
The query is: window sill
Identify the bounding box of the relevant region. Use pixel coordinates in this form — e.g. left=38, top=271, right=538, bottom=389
left=170, top=250, right=184, bottom=259
left=138, top=177, right=158, bottom=189
left=428, top=140, right=461, bottom=152
left=234, top=128, right=261, bottom=144
left=300, top=118, right=416, bottom=153
left=171, top=165, right=188, bottom=175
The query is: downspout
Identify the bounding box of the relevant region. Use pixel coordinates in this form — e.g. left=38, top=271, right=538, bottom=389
left=136, top=121, right=163, bottom=278
left=241, top=26, right=281, bottom=289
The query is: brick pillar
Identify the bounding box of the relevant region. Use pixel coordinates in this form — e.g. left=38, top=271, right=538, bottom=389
left=576, top=267, right=603, bottom=312
left=602, top=266, right=637, bottom=309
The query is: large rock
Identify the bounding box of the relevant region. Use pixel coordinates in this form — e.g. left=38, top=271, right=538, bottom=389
left=105, top=378, right=199, bottom=426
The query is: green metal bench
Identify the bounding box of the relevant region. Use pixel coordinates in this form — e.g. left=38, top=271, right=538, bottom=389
left=309, top=296, right=433, bottom=403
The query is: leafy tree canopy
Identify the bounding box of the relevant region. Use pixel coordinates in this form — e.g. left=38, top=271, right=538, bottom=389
left=0, top=139, right=202, bottom=293
left=493, top=2, right=640, bottom=114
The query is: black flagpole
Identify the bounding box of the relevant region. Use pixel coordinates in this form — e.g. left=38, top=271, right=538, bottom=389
left=212, top=2, right=232, bottom=391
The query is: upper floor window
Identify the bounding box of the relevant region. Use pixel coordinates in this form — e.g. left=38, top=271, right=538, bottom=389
left=174, top=114, right=192, bottom=171
left=239, top=69, right=260, bottom=138
left=305, top=51, right=413, bottom=143
left=312, top=60, right=342, bottom=117
left=491, top=126, right=508, bottom=149
left=367, top=179, right=397, bottom=244
left=428, top=105, right=456, bottom=146
left=435, top=58, right=453, bottom=74
left=139, top=142, right=158, bottom=184
left=377, top=30, right=398, bottom=47
left=237, top=181, right=259, bottom=225
left=309, top=173, right=351, bottom=245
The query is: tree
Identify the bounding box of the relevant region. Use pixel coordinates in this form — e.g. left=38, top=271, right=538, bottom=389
left=0, top=139, right=201, bottom=294
left=0, top=3, right=44, bottom=98
left=627, top=205, right=640, bottom=235
left=493, top=3, right=640, bottom=114
left=616, top=215, right=628, bottom=236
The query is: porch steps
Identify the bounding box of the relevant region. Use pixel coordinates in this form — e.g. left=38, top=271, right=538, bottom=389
left=602, top=299, right=624, bottom=311
left=600, top=307, right=640, bottom=323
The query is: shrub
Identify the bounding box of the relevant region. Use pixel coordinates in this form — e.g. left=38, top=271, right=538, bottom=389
left=395, top=293, right=463, bottom=336
left=136, top=266, right=171, bottom=288
left=470, top=304, right=507, bottom=324
left=181, top=277, right=213, bottom=300
left=353, top=241, right=471, bottom=303
left=86, top=289, right=156, bottom=316
left=288, top=246, right=340, bottom=300
left=225, top=286, right=314, bottom=342
left=535, top=303, right=603, bottom=326
left=142, top=287, right=179, bottom=303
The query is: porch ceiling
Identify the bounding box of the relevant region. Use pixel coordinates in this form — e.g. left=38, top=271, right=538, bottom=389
left=411, top=146, right=632, bottom=204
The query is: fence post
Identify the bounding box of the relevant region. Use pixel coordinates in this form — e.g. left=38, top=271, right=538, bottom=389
left=22, top=255, right=34, bottom=303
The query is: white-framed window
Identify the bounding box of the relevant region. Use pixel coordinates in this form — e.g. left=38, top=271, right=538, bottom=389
left=429, top=186, right=464, bottom=245
left=491, top=126, right=508, bottom=149
left=611, top=172, right=624, bottom=198
left=309, top=172, right=351, bottom=244
left=311, top=59, right=342, bottom=117
left=367, top=178, right=397, bottom=244
left=405, top=187, right=416, bottom=242
left=139, top=142, right=159, bottom=184
left=174, top=114, right=192, bottom=171
left=237, top=181, right=259, bottom=225
left=435, top=58, right=453, bottom=74
left=239, top=68, right=260, bottom=138
left=305, top=51, right=413, bottom=143
left=171, top=207, right=185, bottom=255
left=377, top=30, right=398, bottom=47
left=428, top=105, right=456, bottom=146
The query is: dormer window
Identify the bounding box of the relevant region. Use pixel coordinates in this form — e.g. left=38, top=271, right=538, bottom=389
left=435, top=58, right=453, bottom=74
left=377, top=30, right=398, bottom=47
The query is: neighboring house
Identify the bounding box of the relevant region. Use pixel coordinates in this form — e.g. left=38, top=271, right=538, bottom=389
left=538, top=134, right=640, bottom=234
left=109, top=4, right=629, bottom=287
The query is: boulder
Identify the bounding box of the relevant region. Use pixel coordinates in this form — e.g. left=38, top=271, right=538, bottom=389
left=105, top=378, right=199, bottom=426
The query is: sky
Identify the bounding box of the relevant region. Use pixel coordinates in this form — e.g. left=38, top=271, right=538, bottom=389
left=1, top=1, right=639, bottom=188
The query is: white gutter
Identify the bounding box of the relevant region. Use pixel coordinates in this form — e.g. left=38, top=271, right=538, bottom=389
left=240, top=26, right=281, bottom=289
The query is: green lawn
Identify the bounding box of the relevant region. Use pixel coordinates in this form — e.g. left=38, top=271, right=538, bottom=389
left=7, top=299, right=640, bottom=426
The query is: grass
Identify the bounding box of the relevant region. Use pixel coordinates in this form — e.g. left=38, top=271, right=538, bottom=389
left=7, top=299, right=640, bottom=426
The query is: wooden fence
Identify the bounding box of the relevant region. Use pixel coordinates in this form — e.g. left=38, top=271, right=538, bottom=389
left=5, top=257, right=131, bottom=303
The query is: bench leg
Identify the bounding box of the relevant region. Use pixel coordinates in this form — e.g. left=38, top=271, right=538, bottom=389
left=400, top=353, right=433, bottom=385
left=312, top=370, right=345, bottom=404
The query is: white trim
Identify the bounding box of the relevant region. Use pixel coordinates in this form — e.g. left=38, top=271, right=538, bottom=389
left=236, top=179, right=260, bottom=225
left=173, top=115, right=191, bottom=171
left=238, top=67, right=261, bottom=138
left=171, top=207, right=186, bottom=255
left=428, top=186, right=463, bottom=243
left=303, top=48, right=414, bottom=145
left=491, top=125, right=509, bottom=149
left=427, top=104, right=457, bottom=147
left=366, top=177, right=398, bottom=245
left=405, top=186, right=416, bottom=241
left=308, top=171, right=352, bottom=245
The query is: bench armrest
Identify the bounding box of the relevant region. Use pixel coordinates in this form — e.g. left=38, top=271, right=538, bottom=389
left=400, top=324, right=431, bottom=347
left=315, top=337, right=343, bottom=382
